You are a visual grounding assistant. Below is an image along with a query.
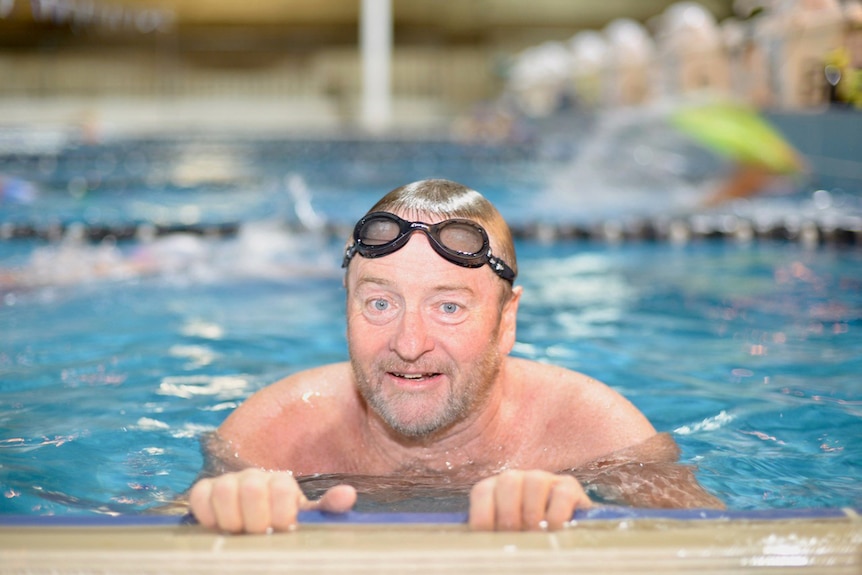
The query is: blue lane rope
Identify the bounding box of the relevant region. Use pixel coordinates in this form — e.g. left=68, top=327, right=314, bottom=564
left=0, top=218, right=860, bottom=245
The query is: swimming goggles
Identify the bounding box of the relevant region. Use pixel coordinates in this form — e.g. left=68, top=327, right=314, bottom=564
left=342, top=211, right=516, bottom=283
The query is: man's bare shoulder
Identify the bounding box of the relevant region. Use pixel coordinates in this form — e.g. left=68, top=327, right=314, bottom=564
left=231, top=363, right=354, bottom=413
left=505, top=356, right=616, bottom=397
left=267, top=362, right=356, bottom=402
left=504, top=357, right=657, bottom=461
left=216, top=362, right=358, bottom=468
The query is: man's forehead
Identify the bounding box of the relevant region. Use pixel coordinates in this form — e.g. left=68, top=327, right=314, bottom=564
left=354, top=273, right=478, bottom=295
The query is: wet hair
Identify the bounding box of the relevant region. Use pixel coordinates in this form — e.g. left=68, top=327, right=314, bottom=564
left=365, top=179, right=518, bottom=280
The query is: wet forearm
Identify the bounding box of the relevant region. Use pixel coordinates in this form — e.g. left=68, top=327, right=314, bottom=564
left=579, top=462, right=725, bottom=509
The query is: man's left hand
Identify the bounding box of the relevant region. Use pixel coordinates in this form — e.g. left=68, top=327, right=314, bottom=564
left=468, top=470, right=591, bottom=531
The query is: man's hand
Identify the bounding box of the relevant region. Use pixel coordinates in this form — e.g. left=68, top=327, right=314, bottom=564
left=188, top=468, right=357, bottom=534
left=468, top=470, right=591, bottom=531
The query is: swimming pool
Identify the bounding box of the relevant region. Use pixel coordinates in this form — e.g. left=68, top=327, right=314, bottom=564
left=0, top=132, right=860, bottom=518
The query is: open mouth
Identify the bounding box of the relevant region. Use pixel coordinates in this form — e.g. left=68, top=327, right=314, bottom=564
left=390, top=372, right=440, bottom=382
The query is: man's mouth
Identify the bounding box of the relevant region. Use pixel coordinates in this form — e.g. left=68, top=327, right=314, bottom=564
left=390, top=372, right=440, bottom=382
left=389, top=371, right=442, bottom=389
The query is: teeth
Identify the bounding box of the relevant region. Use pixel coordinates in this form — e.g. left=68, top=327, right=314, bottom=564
left=396, top=373, right=428, bottom=380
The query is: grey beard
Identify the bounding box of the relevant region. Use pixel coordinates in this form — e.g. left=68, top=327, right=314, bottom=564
left=350, top=349, right=502, bottom=440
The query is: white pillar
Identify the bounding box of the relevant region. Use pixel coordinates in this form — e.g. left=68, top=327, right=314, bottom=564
left=360, top=0, right=392, bottom=132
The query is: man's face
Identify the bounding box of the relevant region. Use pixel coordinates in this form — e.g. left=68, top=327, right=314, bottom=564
left=345, top=226, right=518, bottom=439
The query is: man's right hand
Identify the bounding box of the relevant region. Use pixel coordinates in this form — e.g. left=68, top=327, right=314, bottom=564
left=188, top=468, right=357, bottom=534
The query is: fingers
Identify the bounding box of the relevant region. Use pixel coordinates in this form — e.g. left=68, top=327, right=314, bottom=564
left=190, top=467, right=587, bottom=534
left=311, top=484, right=358, bottom=514
left=188, top=477, right=217, bottom=529
left=189, top=469, right=357, bottom=534
left=267, top=472, right=301, bottom=532
left=493, top=471, right=525, bottom=531
left=239, top=470, right=273, bottom=534
left=546, top=475, right=590, bottom=530
left=468, top=476, right=497, bottom=531
left=521, top=470, right=554, bottom=529
left=194, top=468, right=280, bottom=534
left=469, top=470, right=592, bottom=532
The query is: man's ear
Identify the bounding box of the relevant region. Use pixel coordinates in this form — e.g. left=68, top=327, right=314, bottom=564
left=498, top=285, right=522, bottom=355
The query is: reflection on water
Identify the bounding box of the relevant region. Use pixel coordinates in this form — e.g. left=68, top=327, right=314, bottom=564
left=300, top=474, right=472, bottom=513
left=274, top=432, right=724, bottom=513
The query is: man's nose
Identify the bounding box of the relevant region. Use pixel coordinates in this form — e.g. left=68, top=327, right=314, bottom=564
left=390, top=307, right=434, bottom=361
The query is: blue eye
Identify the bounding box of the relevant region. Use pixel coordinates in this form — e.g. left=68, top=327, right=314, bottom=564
left=373, top=299, right=389, bottom=311
left=441, top=302, right=459, bottom=314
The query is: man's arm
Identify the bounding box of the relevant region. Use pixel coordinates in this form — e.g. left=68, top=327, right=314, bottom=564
left=573, top=433, right=725, bottom=509
left=467, top=433, right=722, bottom=532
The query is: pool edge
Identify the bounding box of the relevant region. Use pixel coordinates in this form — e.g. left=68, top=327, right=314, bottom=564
left=1, top=511, right=860, bottom=574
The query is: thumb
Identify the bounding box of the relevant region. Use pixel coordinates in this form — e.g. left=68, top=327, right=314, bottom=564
left=302, top=484, right=357, bottom=514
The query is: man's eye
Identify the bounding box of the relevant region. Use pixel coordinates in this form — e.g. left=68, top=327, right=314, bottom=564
left=373, top=299, right=389, bottom=311
left=441, top=302, right=459, bottom=314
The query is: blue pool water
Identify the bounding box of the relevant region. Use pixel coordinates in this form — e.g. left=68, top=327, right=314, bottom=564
left=0, top=132, right=860, bottom=516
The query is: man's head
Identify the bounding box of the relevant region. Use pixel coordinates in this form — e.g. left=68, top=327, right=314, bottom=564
left=342, top=179, right=522, bottom=440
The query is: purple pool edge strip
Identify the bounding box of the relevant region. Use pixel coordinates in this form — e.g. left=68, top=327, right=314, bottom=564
left=0, top=507, right=857, bottom=527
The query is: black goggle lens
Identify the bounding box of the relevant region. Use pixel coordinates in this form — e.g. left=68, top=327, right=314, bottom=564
left=436, top=222, right=485, bottom=255
left=361, top=218, right=401, bottom=246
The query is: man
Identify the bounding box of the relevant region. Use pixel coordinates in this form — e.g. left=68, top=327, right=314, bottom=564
left=189, top=179, right=723, bottom=534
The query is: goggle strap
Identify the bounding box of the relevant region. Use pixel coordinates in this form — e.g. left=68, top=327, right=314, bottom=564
left=488, top=255, right=516, bottom=282
left=341, top=244, right=356, bottom=268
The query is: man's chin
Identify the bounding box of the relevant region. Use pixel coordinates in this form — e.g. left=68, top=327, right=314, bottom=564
left=359, top=376, right=460, bottom=437
left=384, top=413, right=446, bottom=438
left=378, top=404, right=454, bottom=439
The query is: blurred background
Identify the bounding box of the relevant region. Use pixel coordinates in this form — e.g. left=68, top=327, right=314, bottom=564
left=1, top=0, right=860, bottom=243
left=1, top=0, right=859, bottom=138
